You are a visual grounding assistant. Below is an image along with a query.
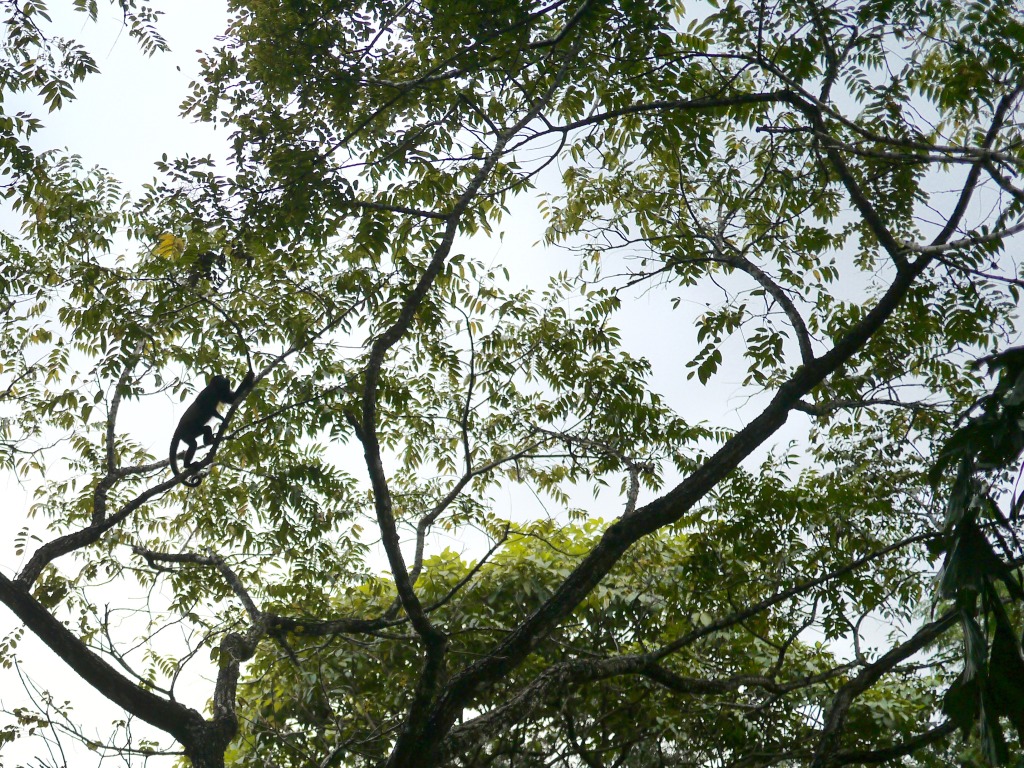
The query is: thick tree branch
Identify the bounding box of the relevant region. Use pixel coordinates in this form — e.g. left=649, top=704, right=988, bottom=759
left=369, top=50, right=583, bottom=768
left=18, top=474, right=181, bottom=586
left=0, top=572, right=205, bottom=746
left=834, top=722, right=957, bottom=766
left=357, top=128, right=524, bottom=641
left=810, top=611, right=958, bottom=767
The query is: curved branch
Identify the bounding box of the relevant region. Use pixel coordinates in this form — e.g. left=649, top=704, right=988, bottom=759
left=18, top=473, right=182, bottom=586
left=0, top=572, right=204, bottom=745
left=810, top=611, right=959, bottom=768
left=720, top=249, right=815, bottom=366
left=359, top=49, right=582, bottom=646
left=374, top=44, right=591, bottom=768
left=930, top=85, right=1024, bottom=248
left=834, top=721, right=957, bottom=766
left=356, top=158, right=507, bottom=642
left=407, top=441, right=541, bottom=589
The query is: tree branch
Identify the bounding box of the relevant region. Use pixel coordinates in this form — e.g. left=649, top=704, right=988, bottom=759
left=0, top=572, right=204, bottom=745
left=834, top=721, right=957, bottom=766
left=810, top=611, right=959, bottom=768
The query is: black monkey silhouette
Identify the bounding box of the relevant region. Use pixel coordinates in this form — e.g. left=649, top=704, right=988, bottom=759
left=169, top=371, right=254, bottom=487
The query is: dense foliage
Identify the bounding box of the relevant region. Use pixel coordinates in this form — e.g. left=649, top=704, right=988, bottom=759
left=2, top=0, right=1024, bottom=766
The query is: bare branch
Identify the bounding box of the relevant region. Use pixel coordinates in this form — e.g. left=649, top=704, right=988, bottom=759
left=793, top=396, right=941, bottom=416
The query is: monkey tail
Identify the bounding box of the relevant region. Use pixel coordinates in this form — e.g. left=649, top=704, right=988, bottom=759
left=169, top=437, right=182, bottom=479
left=170, top=437, right=206, bottom=487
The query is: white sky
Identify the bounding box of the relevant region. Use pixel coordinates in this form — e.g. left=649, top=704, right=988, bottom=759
left=31, top=1, right=231, bottom=187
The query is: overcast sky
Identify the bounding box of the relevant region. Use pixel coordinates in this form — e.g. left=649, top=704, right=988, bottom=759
left=26, top=1, right=230, bottom=189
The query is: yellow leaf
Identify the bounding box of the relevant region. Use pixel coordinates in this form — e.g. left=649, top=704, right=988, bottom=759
left=154, top=232, right=185, bottom=260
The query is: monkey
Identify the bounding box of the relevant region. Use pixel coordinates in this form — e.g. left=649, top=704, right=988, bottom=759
left=186, top=250, right=227, bottom=288
left=186, top=247, right=251, bottom=287
left=169, top=371, right=255, bottom=487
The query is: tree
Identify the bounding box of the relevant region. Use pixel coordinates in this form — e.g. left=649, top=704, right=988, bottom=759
left=2, top=0, right=1024, bottom=766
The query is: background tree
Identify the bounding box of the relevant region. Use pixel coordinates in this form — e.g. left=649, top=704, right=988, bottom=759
left=2, top=0, right=1024, bottom=767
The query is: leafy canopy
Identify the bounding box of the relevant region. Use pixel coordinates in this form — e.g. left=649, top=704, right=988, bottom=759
left=1, top=0, right=1024, bottom=767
